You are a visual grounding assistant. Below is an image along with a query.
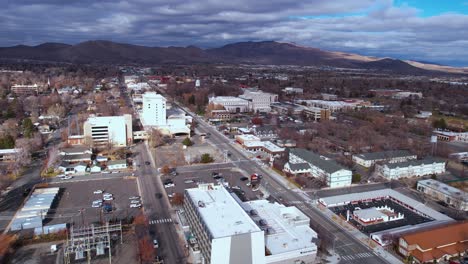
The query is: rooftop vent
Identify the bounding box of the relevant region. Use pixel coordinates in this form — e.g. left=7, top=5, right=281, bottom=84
left=198, top=201, right=205, bottom=208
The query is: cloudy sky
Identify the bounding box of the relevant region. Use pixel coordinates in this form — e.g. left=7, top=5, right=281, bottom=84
left=1, top=0, right=468, bottom=66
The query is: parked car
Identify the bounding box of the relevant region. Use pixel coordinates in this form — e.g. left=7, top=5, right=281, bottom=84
left=103, top=203, right=113, bottom=212
left=130, top=199, right=140, bottom=204
left=168, top=193, right=175, bottom=198
left=164, top=183, right=175, bottom=188
left=240, top=176, right=248, bottom=181
left=94, top=190, right=104, bottom=194
left=130, top=203, right=142, bottom=208
left=61, top=175, right=73, bottom=180
left=153, top=239, right=159, bottom=248
left=145, top=161, right=150, bottom=165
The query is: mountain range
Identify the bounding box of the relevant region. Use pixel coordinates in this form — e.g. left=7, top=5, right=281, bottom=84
left=0, top=40, right=466, bottom=74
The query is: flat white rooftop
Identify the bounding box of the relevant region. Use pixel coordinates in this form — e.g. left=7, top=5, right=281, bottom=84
left=185, top=185, right=261, bottom=238
left=418, top=179, right=468, bottom=202
left=244, top=200, right=317, bottom=255
left=319, top=189, right=452, bottom=221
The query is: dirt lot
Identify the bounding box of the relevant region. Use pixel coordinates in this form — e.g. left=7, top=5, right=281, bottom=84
left=46, top=178, right=141, bottom=227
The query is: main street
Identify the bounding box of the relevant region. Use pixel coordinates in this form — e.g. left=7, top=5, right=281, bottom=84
left=181, top=105, right=395, bottom=264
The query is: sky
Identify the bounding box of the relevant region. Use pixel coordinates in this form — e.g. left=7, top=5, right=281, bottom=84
left=1, top=0, right=468, bottom=66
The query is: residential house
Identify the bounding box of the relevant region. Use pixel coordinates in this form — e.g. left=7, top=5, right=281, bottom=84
left=107, top=160, right=127, bottom=171
left=377, top=158, right=446, bottom=179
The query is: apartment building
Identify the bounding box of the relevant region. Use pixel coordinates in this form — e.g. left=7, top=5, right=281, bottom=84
left=417, top=179, right=468, bottom=211
left=377, top=158, right=446, bottom=179
left=11, top=84, right=39, bottom=95
left=83, top=114, right=133, bottom=147
left=352, top=150, right=417, bottom=168
left=284, top=148, right=352, bottom=188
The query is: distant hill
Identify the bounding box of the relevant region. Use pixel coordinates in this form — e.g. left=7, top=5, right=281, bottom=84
left=0, top=40, right=466, bottom=74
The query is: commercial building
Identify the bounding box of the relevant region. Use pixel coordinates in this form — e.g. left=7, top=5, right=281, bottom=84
left=208, top=110, right=232, bottom=122
left=282, top=87, right=303, bottom=95
left=208, top=96, right=250, bottom=113
left=284, top=148, right=352, bottom=188
left=11, top=84, right=39, bottom=95
left=433, top=130, right=468, bottom=143
left=59, top=146, right=92, bottom=163
left=417, top=179, right=468, bottom=211
left=392, top=91, right=423, bottom=99
left=0, top=148, right=20, bottom=162
left=377, top=158, right=446, bottom=179
left=184, top=184, right=265, bottom=264
left=296, top=99, right=361, bottom=112
left=239, top=89, right=278, bottom=113
left=142, top=92, right=167, bottom=127
left=235, top=135, right=285, bottom=158
left=141, top=92, right=190, bottom=135
left=244, top=200, right=318, bottom=264
left=302, top=106, right=330, bottom=121
left=398, top=221, right=468, bottom=263
left=184, top=184, right=318, bottom=264
left=352, top=150, right=417, bottom=168
left=83, top=114, right=133, bottom=147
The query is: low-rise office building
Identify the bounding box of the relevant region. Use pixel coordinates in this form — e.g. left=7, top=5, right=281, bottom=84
left=377, top=158, right=446, bottom=179
left=352, top=150, right=417, bottom=168
left=83, top=114, right=133, bottom=147
left=284, top=148, right=352, bottom=188
left=282, top=87, right=303, bottom=95
left=417, top=179, right=468, bottom=211
left=240, top=89, right=278, bottom=113
left=184, top=184, right=318, bottom=264
left=398, top=221, right=468, bottom=263
left=11, top=84, right=39, bottom=95
left=184, top=184, right=266, bottom=264
left=433, top=130, right=468, bottom=143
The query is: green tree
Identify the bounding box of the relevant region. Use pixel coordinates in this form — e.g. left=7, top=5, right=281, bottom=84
left=22, top=118, right=34, bottom=138
left=182, top=137, right=193, bottom=146
left=0, top=135, right=15, bottom=149
left=352, top=173, right=362, bottom=183
left=200, top=153, right=214, bottom=163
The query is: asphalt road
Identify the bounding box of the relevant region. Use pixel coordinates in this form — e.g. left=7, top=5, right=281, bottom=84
left=135, top=142, right=186, bottom=263
left=182, top=107, right=394, bottom=264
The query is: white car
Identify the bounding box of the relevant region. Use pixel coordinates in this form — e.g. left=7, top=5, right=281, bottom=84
left=103, top=193, right=113, bottom=197
left=130, top=203, right=141, bottom=208
left=93, top=190, right=104, bottom=194
left=130, top=199, right=140, bottom=204
left=103, top=196, right=114, bottom=201
left=164, top=183, right=175, bottom=188
left=61, top=175, right=73, bottom=180
left=168, top=193, right=175, bottom=198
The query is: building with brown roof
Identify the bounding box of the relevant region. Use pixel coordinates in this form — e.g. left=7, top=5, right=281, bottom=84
left=398, top=221, right=468, bottom=263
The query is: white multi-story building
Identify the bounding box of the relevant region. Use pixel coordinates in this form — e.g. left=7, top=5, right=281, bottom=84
left=11, top=84, right=39, bottom=95
left=284, top=149, right=352, bottom=188
left=184, top=184, right=265, bottom=264
left=244, top=200, right=318, bottom=264
left=184, top=184, right=318, bottom=264
left=141, top=92, right=190, bottom=135
left=83, top=114, right=133, bottom=147
left=377, top=158, right=446, bottom=179
left=142, top=92, right=167, bottom=127
left=417, top=179, right=468, bottom=211
left=209, top=96, right=250, bottom=113
left=352, top=150, right=417, bottom=168
left=240, top=89, right=278, bottom=113
left=282, top=87, right=303, bottom=95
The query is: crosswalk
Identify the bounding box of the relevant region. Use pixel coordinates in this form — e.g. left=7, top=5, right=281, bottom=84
left=149, top=218, right=173, bottom=225
left=340, top=252, right=374, bottom=261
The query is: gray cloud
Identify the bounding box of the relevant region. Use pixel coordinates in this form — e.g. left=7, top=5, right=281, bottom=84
left=0, top=0, right=467, bottom=65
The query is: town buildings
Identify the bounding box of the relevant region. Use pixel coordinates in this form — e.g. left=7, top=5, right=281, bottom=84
left=141, top=92, right=190, bottom=135
left=239, top=89, right=278, bottom=113
left=433, top=130, right=468, bottom=143
left=417, top=179, right=468, bottom=211
left=282, top=87, right=303, bottom=94
left=59, top=146, right=92, bottom=163
left=235, top=135, right=285, bottom=159
left=352, top=150, right=417, bottom=168
left=284, top=148, right=352, bottom=188
left=392, top=91, right=423, bottom=99
left=11, top=84, right=39, bottom=95
left=83, top=114, right=133, bottom=147
left=184, top=184, right=318, bottom=264
left=398, top=221, right=468, bottom=263
left=0, top=149, right=20, bottom=162
left=209, top=96, right=250, bottom=113
left=184, top=184, right=265, bottom=264
left=377, top=158, right=446, bottom=179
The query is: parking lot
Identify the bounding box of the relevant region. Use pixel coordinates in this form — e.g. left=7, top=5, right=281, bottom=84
left=160, top=165, right=260, bottom=202
left=46, top=178, right=141, bottom=227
